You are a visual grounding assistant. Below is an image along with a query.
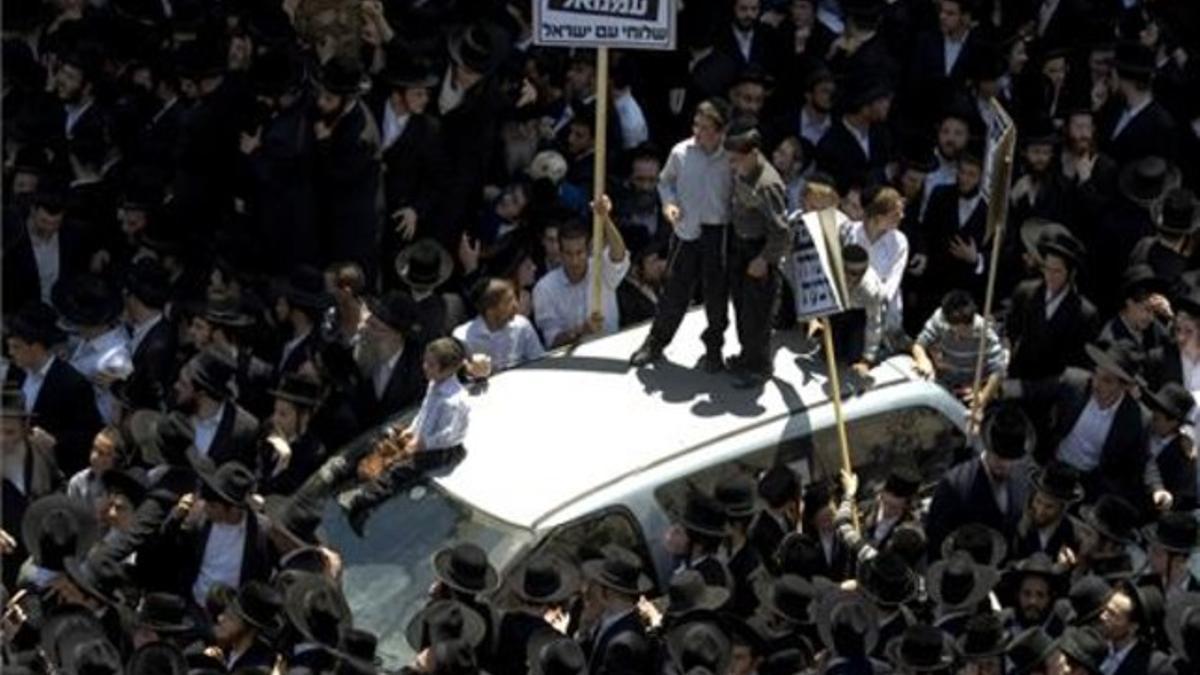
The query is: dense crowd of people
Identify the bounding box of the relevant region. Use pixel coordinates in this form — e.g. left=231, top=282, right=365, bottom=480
left=3, top=0, right=1200, bottom=672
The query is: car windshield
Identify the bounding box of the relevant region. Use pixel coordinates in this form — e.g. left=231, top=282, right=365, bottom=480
left=322, top=479, right=532, bottom=670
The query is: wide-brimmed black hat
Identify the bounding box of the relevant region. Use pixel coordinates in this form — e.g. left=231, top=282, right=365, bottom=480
left=21, top=494, right=98, bottom=572
left=927, top=552, right=999, bottom=612
left=340, top=627, right=382, bottom=673
left=777, top=532, right=826, bottom=577
left=0, top=388, right=31, bottom=420
left=1063, top=575, right=1111, bottom=626
left=284, top=266, right=333, bottom=311
left=448, top=22, right=508, bottom=75
left=174, top=39, right=225, bottom=78
left=511, top=554, right=580, bottom=605
left=884, top=624, right=956, bottom=672
left=127, top=642, right=188, bottom=675
left=130, top=410, right=195, bottom=468
left=433, top=542, right=499, bottom=594
left=1036, top=229, right=1086, bottom=267
left=395, top=239, right=454, bottom=292
left=1019, top=218, right=1073, bottom=260
left=666, top=621, right=732, bottom=675
left=199, top=291, right=255, bottom=328
left=366, top=291, right=420, bottom=335
left=816, top=590, right=879, bottom=658
left=842, top=75, right=893, bottom=112
left=384, top=49, right=438, bottom=90
left=250, top=47, right=304, bottom=96
left=527, top=633, right=587, bottom=675
left=1119, top=156, right=1181, bottom=208
left=52, top=274, right=123, bottom=328
left=1160, top=188, right=1199, bottom=236
left=1007, top=627, right=1060, bottom=675
left=1114, top=40, right=1155, bottom=81
left=1143, top=511, right=1199, bottom=554
left=229, top=580, right=282, bottom=633
left=315, top=55, right=364, bottom=96
left=268, top=372, right=323, bottom=408
left=6, top=302, right=67, bottom=347
left=582, top=545, right=654, bottom=596
left=198, top=460, right=256, bottom=505
left=1120, top=264, right=1169, bottom=300
left=40, top=609, right=123, bottom=674
left=1090, top=551, right=1137, bottom=582
left=189, top=349, right=237, bottom=400
left=64, top=552, right=127, bottom=606
left=665, top=569, right=730, bottom=617
left=101, top=468, right=148, bottom=507
left=1084, top=341, right=1142, bottom=384
left=757, top=465, right=799, bottom=507
left=1075, top=494, right=1138, bottom=544
left=1034, top=461, right=1084, bottom=503
left=264, top=491, right=324, bottom=546
left=1002, top=553, right=1067, bottom=599
left=1021, top=116, right=1059, bottom=147
left=681, top=492, right=729, bottom=539
left=1117, top=579, right=1165, bottom=630
left=1143, top=382, right=1196, bottom=425
left=883, top=465, right=922, bottom=499
left=134, top=593, right=194, bottom=633
left=1177, top=286, right=1200, bottom=319
left=1057, top=626, right=1107, bottom=675
left=857, top=552, right=918, bottom=608
left=714, top=474, right=758, bottom=519
left=1165, top=593, right=1200, bottom=664
left=957, top=612, right=1008, bottom=660
left=760, top=574, right=821, bottom=624
left=125, top=258, right=171, bottom=309
left=405, top=599, right=487, bottom=650
left=283, top=572, right=351, bottom=650
left=941, top=523, right=1009, bottom=567
left=981, top=403, right=1035, bottom=460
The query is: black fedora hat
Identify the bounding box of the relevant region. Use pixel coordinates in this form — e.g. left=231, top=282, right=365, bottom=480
left=383, top=48, right=438, bottom=90
left=1075, top=494, right=1138, bottom=544
left=1021, top=116, right=1060, bottom=147
left=512, top=554, right=580, bottom=605
left=189, top=348, right=237, bottom=400
left=1119, top=156, right=1181, bottom=208
left=1036, top=229, right=1086, bottom=267
left=404, top=599, right=487, bottom=650
left=41, top=610, right=123, bottom=674
left=284, top=266, right=333, bottom=311
left=0, top=388, right=32, bottom=420
left=681, top=492, right=729, bottom=539
left=1120, top=264, right=1169, bottom=301
left=816, top=590, right=880, bottom=658
left=1160, top=188, right=1199, bottom=236
left=1089, top=551, right=1136, bottom=582
left=198, top=460, right=256, bottom=505
left=228, top=580, right=282, bottom=632
left=1019, top=218, right=1073, bottom=260
left=957, top=612, right=1008, bottom=660
left=366, top=290, right=421, bottom=335
left=395, top=239, right=454, bottom=292
left=433, top=542, right=499, bottom=594
left=665, top=569, right=730, bottom=617
left=761, top=574, right=820, bottom=624
left=6, top=302, right=67, bottom=347
left=527, top=633, right=587, bottom=675
left=1006, top=626, right=1060, bottom=675
left=1165, top=593, right=1200, bottom=664
left=581, top=544, right=654, bottom=596
left=64, top=551, right=128, bottom=606
left=315, top=55, right=364, bottom=96
left=1033, top=461, right=1084, bottom=503
left=283, top=571, right=351, bottom=650
left=174, top=39, right=224, bottom=78
left=757, top=465, right=799, bottom=507
left=927, top=552, right=1000, bottom=612
left=101, top=468, right=148, bottom=507
left=884, top=624, right=956, bottom=672
left=941, top=523, right=1008, bottom=567
left=127, top=642, right=188, bottom=675
left=1084, top=341, right=1142, bottom=384
left=21, top=494, right=98, bottom=572
left=666, top=621, right=732, bottom=675
left=714, top=474, right=758, bottom=519
left=1114, top=40, right=1155, bottom=81
left=125, top=258, right=171, bottom=309
left=342, top=627, right=382, bottom=670
left=857, top=552, right=918, bottom=608
left=1143, top=382, right=1196, bottom=425
left=1177, top=286, right=1200, bottom=319
left=1057, top=626, right=1107, bottom=675
left=132, top=410, right=195, bottom=467
left=981, top=402, right=1035, bottom=460
left=448, top=22, right=508, bottom=75
left=134, top=593, right=195, bottom=633
left=1002, top=553, right=1067, bottom=599
left=884, top=465, right=922, bottom=499
left=777, top=531, right=826, bottom=577
left=1116, top=579, right=1165, bottom=629
left=250, top=47, right=304, bottom=97
left=842, top=75, right=894, bottom=113
left=199, top=290, right=255, bottom=328
left=1063, top=575, right=1111, bottom=626
left=52, top=274, right=123, bottom=328
left=1143, top=511, right=1199, bottom=554
left=268, top=372, right=323, bottom=408
left=264, top=492, right=324, bottom=546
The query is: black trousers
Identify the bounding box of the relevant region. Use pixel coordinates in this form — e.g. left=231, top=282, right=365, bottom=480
left=728, top=235, right=780, bottom=374
left=648, top=224, right=729, bottom=352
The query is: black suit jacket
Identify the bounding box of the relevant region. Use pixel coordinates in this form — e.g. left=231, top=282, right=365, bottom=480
left=1012, top=516, right=1077, bottom=561
left=1146, top=343, right=1185, bottom=392
left=1099, top=98, right=1178, bottom=165
left=815, top=119, right=890, bottom=191
left=246, top=98, right=319, bottom=273
left=378, top=109, right=449, bottom=244
left=228, top=640, right=277, bottom=671
left=1, top=210, right=90, bottom=312
left=352, top=344, right=426, bottom=428
left=492, top=610, right=556, bottom=675
left=207, top=402, right=261, bottom=471
left=748, top=509, right=791, bottom=574
left=1006, top=280, right=1098, bottom=379
left=276, top=331, right=319, bottom=379
left=1, top=445, right=61, bottom=589
left=583, top=610, right=650, bottom=675
left=926, top=455, right=1033, bottom=557
left=173, top=512, right=275, bottom=603
left=712, top=24, right=779, bottom=71
left=313, top=100, right=382, bottom=280
left=1111, top=639, right=1175, bottom=675
left=921, top=185, right=989, bottom=302
left=10, top=358, right=103, bottom=476
left=1151, top=434, right=1198, bottom=513
left=127, top=318, right=177, bottom=411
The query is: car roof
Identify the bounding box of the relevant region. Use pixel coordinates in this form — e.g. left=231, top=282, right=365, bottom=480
left=435, top=309, right=917, bottom=528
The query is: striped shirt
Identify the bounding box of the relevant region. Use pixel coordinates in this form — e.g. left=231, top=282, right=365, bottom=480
left=916, top=309, right=1008, bottom=389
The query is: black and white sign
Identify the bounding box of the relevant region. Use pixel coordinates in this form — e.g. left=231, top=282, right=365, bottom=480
left=534, top=0, right=677, bottom=50
left=788, top=209, right=848, bottom=320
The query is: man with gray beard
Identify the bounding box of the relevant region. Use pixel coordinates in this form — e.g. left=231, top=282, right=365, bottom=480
left=352, top=291, right=426, bottom=427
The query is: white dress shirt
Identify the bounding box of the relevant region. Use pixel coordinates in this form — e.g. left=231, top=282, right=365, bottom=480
left=800, top=107, right=831, bottom=147
left=1100, top=639, right=1136, bottom=675
left=733, top=27, right=754, bottom=62
left=411, top=376, right=470, bottom=450
left=21, top=356, right=55, bottom=414
left=844, top=221, right=908, bottom=328
left=658, top=138, right=733, bottom=241
left=381, top=102, right=410, bottom=152
left=29, top=229, right=61, bottom=304
left=843, top=118, right=871, bottom=158
left=452, top=315, right=545, bottom=372
left=1058, top=395, right=1122, bottom=472
left=1044, top=288, right=1068, bottom=320
left=64, top=99, right=93, bottom=138
left=533, top=248, right=631, bottom=346
left=192, top=515, right=248, bottom=605
left=943, top=33, right=968, bottom=76
left=2, top=444, right=28, bottom=494
left=192, top=403, right=225, bottom=457
left=278, top=329, right=311, bottom=372
left=1180, top=350, right=1200, bottom=393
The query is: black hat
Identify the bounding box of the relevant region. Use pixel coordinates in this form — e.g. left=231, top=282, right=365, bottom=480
left=405, top=599, right=487, bottom=650
left=268, top=372, right=323, bottom=408
left=283, top=572, right=351, bottom=650
left=1084, top=341, right=1142, bottom=384
left=665, top=569, right=730, bottom=616
left=842, top=76, right=893, bottom=112
left=681, top=492, right=729, bottom=539
left=101, top=468, right=148, bottom=507
left=41, top=609, right=123, bottom=674
left=433, top=542, right=499, bottom=594
left=512, top=554, right=580, bottom=605
left=132, top=410, right=195, bottom=467
left=134, top=593, right=195, bottom=633
left=758, top=465, right=799, bottom=507
left=957, top=612, right=1008, bottom=660
left=582, top=544, right=654, bottom=596
left=316, top=55, right=364, bottom=96
left=884, top=624, right=955, bottom=672
left=721, top=614, right=767, bottom=655
left=0, top=388, right=31, bottom=420
left=366, top=291, right=421, bottom=335
left=264, top=492, right=323, bottom=547
left=284, top=266, right=333, bottom=310
left=777, top=532, right=826, bottom=577
left=384, top=49, right=439, bottom=90
left=250, top=47, right=304, bottom=96
left=1091, top=551, right=1137, bottom=582
left=857, top=552, right=918, bottom=608
left=1143, top=511, right=1199, bottom=554
left=52, top=274, right=123, bottom=328
left=1116, top=579, right=1165, bottom=629
left=189, top=349, right=237, bottom=400
left=714, top=474, right=758, bottom=519
left=926, top=552, right=999, bottom=612
left=199, top=461, right=256, bottom=505
left=843, top=243, right=870, bottom=275
left=1019, top=218, right=1073, bottom=261
left=883, top=465, right=921, bottom=499
left=981, top=403, right=1035, bottom=459
left=761, top=574, right=820, bottom=624
left=448, top=22, right=508, bottom=75
left=1021, top=116, right=1059, bottom=147
left=941, top=523, right=1008, bottom=567
left=1143, top=382, right=1196, bottom=425
left=816, top=590, right=879, bottom=657
left=6, top=302, right=67, bottom=346
left=1057, top=626, right=1107, bottom=675
left=64, top=552, right=128, bottom=605
left=667, top=621, right=732, bottom=675
left=1036, top=229, right=1086, bottom=266
left=21, top=494, right=98, bottom=572
left=119, top=170, right=165, bottom=211
left=1120, top=264, right=1168, bottom=301
left=200, top=290, right=255, bottom=328
left=528, top=634, right=586, bottom=675
left=803, top=480, right=836, bottom=518
left=1003, top=553, right=1067, bottom=599
left=1075, top=494, right=1139, bottom=544
left=174, top=39, right=225, bottom=78
left=228, top=580, right=282, bottom=632
left=125, top=258, right=171, bottom=309
left=1165, top=593, right=1200, bottom=665
left=1064, top=575, right=1111, bottom=625
left=1119, top=156, right=1181, bottom=208
left=1033, top=461, right=1084, bottom=502
left=341, top=627, right=381, bottom=672
left=759, top=646, right=813, bottom=675
left=899, top=135, right=938, bottom=174
left=1006, top=627, right=1060, bottom=675
left=1114, top=40, right=1155, bottom=82
left=127, top=642, right=187, bottom=675
left=1160, top=188, right=1199, bottom=236
left=395, top=239, right=454, bottom=292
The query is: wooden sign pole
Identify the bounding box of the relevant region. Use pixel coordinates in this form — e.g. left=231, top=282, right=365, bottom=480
left=820, top=317, right=860, bottom=534
left=590, top=47, right=610, bottom=317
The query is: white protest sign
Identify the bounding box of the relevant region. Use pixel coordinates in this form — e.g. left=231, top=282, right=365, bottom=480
left=533, top=0, right=677, bottom=50
left=788, top=208, right=848, bottom=320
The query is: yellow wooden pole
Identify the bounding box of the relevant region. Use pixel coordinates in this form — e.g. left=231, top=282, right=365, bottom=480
left=590, top=47, right=610, bottom=316
left=820, top=316, right=860, bottom=533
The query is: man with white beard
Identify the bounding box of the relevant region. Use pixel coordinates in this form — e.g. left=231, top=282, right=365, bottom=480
left=352, top=291, right=426, bottom=428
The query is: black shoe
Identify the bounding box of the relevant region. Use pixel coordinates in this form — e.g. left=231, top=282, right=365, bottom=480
left=696, top=351, right=725, bottom=373
left=725, top=353, right=746, bottom=371
left=732, top=369, right=771, bottom=389
left=629, top=342, right=663, bottom=367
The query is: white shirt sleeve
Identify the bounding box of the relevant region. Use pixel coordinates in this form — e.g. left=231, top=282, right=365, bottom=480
left=880, top=231, right=909, bottom=303
left=657, top=145, right=682, bottom=208
left=533, top=277, right=567, bottom=346
left=519, top=319, right=546, bottom=362
left=600, top=247, right=631, bottom=290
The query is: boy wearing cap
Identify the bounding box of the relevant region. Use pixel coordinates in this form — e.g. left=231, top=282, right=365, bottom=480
left=1141, top=382, right=1197, bottom=514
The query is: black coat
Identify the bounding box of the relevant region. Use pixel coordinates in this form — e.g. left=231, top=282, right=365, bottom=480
left=1, top=210, right=90, bottom=313
left=1011, top=515, right=1077, bottom=561
left=276, top=331, right=319, bottom=379
left=1146, top=343, right=1186, bottom=391
left=582, top=610, right=650, bottom=675
left=437, top=75, right=508, bottom=251
left=9, top=357, right=103, bottom=476
left=1006, top=280, right=1099, bottom=379
left=227, top=640, right=277, bottom=671
left=379, top=109, right=449, bottom=247
left=617, top=280, right=658, bottom=329
left=491, top=610, right=556, bottom=675
left=1, top=445, right=60, bottom=590
left=712, top=23, right=781, bottom=71
left=313, top=100, right=382, bottom=282
left=815, top=119, right=890, bottom=191
left=748, top=509, right=791, bottom=574
left=246, top=98, right=319, bottom=273
left=259, top=432, right=325, bottom=496
left=1149, top=434, right=1198, bottom=513
left=127, top=318, right=177, bottom=411
left=207, top=402, right=261, bottom=471
left=352, top=344, right=426, bottom=428
left=1109, top=639, right=1176, bottom=675
left=920, top=185, right=989, bottom=302
left=926, top=455, right=1033, bottom=557
left=171, top=512, right=275, bottom=603
left=1098, top=98, right=1178, bottom=165
left=1129, top=236, right=1190, bottom=287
